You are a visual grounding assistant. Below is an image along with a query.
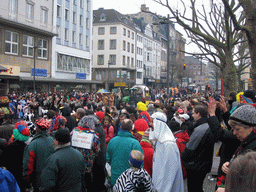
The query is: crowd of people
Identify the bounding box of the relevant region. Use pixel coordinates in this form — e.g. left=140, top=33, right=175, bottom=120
left=0, top=89, right=256, bottom=192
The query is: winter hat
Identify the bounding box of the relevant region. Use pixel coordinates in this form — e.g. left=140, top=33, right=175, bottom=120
left=137, top=102, right=147, bottom=112
left=35, top=118, right=50, bottom=130
left=129, top=150, right=144, bottom=168
left=177, top=108, right=184, bottom=114
left=134, top=118, right=149, bottom=135
left=49, top=115, right=67, bottom=133
left=243, top=90, right=256, bottom=103
left=96, top=111, right=105, bottom=122
left=54, top=128, right=71, bottom=144
left=13, top=121, right=30, bottom=142
left=229, top=105, right=256, bottom=126
left=179, top=114, right=190, bottom=120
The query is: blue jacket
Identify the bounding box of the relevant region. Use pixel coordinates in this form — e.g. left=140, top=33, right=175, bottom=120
left=106, top=131, right=143, bottom=186
left=0, top=168, right=20, bottom=192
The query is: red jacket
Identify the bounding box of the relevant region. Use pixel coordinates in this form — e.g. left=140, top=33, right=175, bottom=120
left=174, top=130, right=190, bottom=179
left=104, top=125, right=114, bottom=145
left=140, top=140, right=154, bottom=177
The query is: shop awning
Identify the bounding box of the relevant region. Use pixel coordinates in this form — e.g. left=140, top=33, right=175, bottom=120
left=20, top=77, right=103, bottom=84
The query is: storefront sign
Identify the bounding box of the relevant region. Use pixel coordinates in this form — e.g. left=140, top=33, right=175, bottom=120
left=1, top=65, right=20, bottom=76
left=31, top=68, right=47, bottom=77
left=72, top=130, right=93, bottom=149
left=114, top=82, right=126, bottom=87
left=76, top=73, right=87, bottom=79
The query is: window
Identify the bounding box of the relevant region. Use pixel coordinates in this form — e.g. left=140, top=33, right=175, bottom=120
left=123, top=56, right=125, bottom=66
left=98, top=40, right=104, bottom=50
left=98, top=55, right=104, bottom=65
left=127, top=42, right=130, bottom=52
left=127, top=57, right=130, bottom=66
left=86, top=36, right=89, bottom=46
left=123, top=40, right=126, bottom=51
left=123, top=28, right=126, bottom=36
left=5, top=31, right=18, bottom=55
left=65, top=28, right=69, bottom=41
left=132, top=32, right=134, bottom=39
left=109, top=55, right=116, bottom=65
left=9, top=0, right=18, bottom=20
left=80, top=0, right=83, bottom=8
left=80, top=15, right=83, bottom=25
left=65, top=9, right=69, bottom=20
left=22, top=35, right=34, bottom=57
left=73, top=11, right=76, bottom=23
left=86, top=18, right=89, bottom=29
left=38, top=39, right=48, bottom=59
left=131, top=58, right=134, bottom=67
left=57, top=5, right=61, bottom=17
left=72, top=31, right=76, bottom=42
left=110, top=39, right=116, bottom=50
left=41, top=8, right=48, bottom=25
left=79, top=33, right=82, bottom=44
left=86, top=0, right=89, bottom=11
left=110, top=27, right=116, bottom=34
left=98, top=27, right=105, bottom=35
left=26, top=2, right=34, bottom=20
left=128, top=30, right=130, bottom=38
left=56, top=26, right=61, bottom=38
left=73, top=0, right=76, bottom=5
left=131, top=44, right=134, bottom=53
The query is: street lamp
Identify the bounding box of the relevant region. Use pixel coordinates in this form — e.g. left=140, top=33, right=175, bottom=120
left=153, top=14, right=171, bottom=96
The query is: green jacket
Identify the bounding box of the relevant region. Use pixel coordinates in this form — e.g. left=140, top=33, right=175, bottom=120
left=40, top=145, right=85, bottom=192
left=23, top=132, right=55, bottom=189
left=106, top=131, right=143, bottom=186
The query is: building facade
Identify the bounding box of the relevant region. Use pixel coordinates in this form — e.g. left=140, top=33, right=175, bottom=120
left=0, top=0, right=55, bottom=94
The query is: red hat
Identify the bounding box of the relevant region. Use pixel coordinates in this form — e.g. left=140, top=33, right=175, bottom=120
left=177, top=108, right=184, bottom=114
left=96, top=111, right=105, bottom=121
left=35, top=118, right=50, bottom=130
left=134, top=119, right=149, bottom=135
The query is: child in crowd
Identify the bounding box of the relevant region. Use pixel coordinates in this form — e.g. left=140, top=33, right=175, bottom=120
left=113, top=150, right=155, bottom=192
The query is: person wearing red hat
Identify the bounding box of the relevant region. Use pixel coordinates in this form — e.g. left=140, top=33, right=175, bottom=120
left=23, top=118, right=55, bottom=192
left=2, top=121, right=30, bottom=192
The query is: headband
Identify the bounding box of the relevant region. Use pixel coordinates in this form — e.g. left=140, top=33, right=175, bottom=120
left=129, top=152, right=143, bottom=168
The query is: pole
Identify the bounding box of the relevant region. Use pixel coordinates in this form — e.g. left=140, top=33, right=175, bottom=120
left=166, top=14, right=170, bottom=96
left=33, top=41, right=36, bottom=93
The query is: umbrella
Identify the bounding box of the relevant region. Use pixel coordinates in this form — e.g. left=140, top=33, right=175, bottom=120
left=97, top=89, right=109, bottom=93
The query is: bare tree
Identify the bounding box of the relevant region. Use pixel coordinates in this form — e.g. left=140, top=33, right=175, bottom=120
left=144, top=0, right=247, bottom=95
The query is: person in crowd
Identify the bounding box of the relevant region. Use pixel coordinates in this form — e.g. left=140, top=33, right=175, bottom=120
left=113, top=150, right=154, bottom=192
left=114, top=113, right=130, bottom=136
left=243, top=89, right=256, bottom=103
left=40, top=129, right=85, bottom=192
left=106, top=119, right=144, bottom=187
left=75, top=107, right=86, bottom=125
left=137, top=102, right=151, bottom=125
left=78, top=109, right=100, bottom=130
left=140, top=129, right=154, bottom=177
left=149, top=112, right=184, bottom=192
left=95, top=107, right=105, bottom=124
left=181, top=98, right=219, bottom=192
left=132, top=118, right=149, bottom=142
left=210, top=104, right=256, bottom=191
left=46, top=110, right=56, bottom=125
left=23, top=118, right=55, bottom=192
left=2, top=121, right=30, bottom=192
left=62, top=106, right=76, bottom=132
left=102, top=115, right=115, bottom=146
left=48, top=115, right=67, bottom=136
left=77, top=113, right=107, bottom=192
left=216, top=151, right=256, bottom=192
left=71, top=120, right=101, bottom=192
left=0, top=167, right=20, bottom=192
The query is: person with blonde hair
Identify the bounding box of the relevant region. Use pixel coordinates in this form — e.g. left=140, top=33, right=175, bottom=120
left=113, top=150, right=154, bottom=192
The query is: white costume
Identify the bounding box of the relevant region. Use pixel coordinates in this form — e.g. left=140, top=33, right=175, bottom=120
left=150, top=112, right=184, bottom=192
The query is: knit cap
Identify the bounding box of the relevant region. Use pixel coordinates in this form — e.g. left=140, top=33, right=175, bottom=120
left=54, top=128, right=71, bottom=144
left=13, top=121, right=30, bottom=142
left=229, top=105, right=256, bottom=126
left=134, top=118, right=149, bottom=135
left=137, top=102, right=147, bottom=112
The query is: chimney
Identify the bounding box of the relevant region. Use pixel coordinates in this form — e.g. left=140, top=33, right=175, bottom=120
left=141, top=4, right=147, bottom=11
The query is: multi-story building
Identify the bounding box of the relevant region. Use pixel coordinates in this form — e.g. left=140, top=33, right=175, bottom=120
left=52, top=0, right=98, bottom=92
left=92, top=8, right=137, bottom=90
left=0, top=0, right=56, bottom=94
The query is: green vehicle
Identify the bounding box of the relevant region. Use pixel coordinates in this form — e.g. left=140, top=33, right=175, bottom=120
left=122, top=88, right=141, bottom=107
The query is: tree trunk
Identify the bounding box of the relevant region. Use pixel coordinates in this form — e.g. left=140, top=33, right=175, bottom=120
left=222, top=50, right=237, bottom=96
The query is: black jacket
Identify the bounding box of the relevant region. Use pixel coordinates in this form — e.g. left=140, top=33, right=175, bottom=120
left=181, top=117, right=219, bottom=172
